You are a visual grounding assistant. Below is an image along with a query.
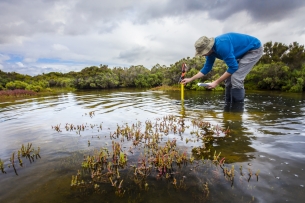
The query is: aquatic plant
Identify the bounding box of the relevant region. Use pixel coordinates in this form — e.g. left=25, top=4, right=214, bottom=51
left=89, top=111, right=95, bottom=118
left=0, top=143, right=41, bottom=176
left=52, top=124, right=62, bottom=132
left=248, top=168, right=253, bottom=182
left=20, top=143, right=41, bottom=163
left=0, top=159, right=6, bottom=174
left=255, top=169, right=260, bottom=181
left=51, top=114, right=259, bottom=199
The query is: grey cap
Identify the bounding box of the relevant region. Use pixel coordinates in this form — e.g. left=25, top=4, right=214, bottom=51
left=194, top=36, right=215, bottom=57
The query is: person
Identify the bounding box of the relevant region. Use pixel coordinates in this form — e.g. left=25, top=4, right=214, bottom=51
left=181, top=32, right=263, bottom=103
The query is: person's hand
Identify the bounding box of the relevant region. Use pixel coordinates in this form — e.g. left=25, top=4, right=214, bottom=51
left=206, top=81, right=219, bottom=89
left=181, top=78, right=192, bottom=85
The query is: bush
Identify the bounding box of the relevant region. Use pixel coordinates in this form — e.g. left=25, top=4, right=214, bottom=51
left=45, top=88, right=53, bottom=92
left=26, top=85, right=43, bottom=92
left=5, top=81, right=29, bottom=90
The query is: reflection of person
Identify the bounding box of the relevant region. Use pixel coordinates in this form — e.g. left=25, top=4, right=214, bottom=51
left=181, top=32, right=263, bottom=103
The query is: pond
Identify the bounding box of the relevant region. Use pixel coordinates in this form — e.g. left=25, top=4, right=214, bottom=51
left=0, top=88, right=305, bottom=203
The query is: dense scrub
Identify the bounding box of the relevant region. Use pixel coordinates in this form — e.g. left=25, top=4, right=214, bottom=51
left=0, top=41, right=304, bottom=93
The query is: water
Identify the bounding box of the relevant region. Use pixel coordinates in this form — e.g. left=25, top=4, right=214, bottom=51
left=0, top=89, right=305, bottom=203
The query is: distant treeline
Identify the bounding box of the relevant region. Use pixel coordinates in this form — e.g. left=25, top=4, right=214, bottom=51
left=1, top=41, right=305, bottom=92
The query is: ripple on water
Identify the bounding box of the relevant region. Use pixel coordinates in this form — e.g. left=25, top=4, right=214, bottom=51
left=1, top=90, right=305, bottom=202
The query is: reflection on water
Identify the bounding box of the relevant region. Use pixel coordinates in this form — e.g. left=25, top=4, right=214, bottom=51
left=0, top=89, right=305, bottom=202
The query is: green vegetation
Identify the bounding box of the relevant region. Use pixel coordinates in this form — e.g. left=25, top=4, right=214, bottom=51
left=0, top=41, right=304, bottom=94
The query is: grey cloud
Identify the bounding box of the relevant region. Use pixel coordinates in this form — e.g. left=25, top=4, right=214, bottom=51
left=0, top=0, right=66, bottom=43
left=118, top=46, right=147, bottom=63
left=1, top=0, right=305, bottom=42
left=97, top=22, right=119, bottom=34
left=133, top=0, right=305, bottom=23
left=0, top=0, right=205, bottom=42
left=207, top=0, right=305, bottom=22
left=297, top=28, right=305, bottom=35
left=0, top=35, right=13, bottom=44
left=131, top=0, right=207, bottom=23
left=1, top=0, right=305, bottom=76
left=0, top=0, right=132, bottom=42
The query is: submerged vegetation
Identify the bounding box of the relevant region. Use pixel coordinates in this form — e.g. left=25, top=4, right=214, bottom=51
left=0, top=41, right=305, bottom=95
left=50, top=113, right=260, bottom=201
left=0, top=143, right=41, bottom=175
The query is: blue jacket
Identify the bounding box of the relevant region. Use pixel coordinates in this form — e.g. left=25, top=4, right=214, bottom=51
left=200, top=32, right=261, bottom=75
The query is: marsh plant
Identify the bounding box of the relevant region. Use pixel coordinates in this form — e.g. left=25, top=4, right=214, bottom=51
left=0, top=143, right=41, bottom=175
left=51, top=114, right=260, bottom=200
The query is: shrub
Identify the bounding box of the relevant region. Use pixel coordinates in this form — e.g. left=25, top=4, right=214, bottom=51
left=26, top=85, right=43, bottom=92
left=5, top=81, right=29, bottom=90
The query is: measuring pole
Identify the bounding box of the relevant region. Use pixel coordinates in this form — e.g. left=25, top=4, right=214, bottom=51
left=181, top=82, right=184, bottom=101
left=180, top=63, right=187, bottom=101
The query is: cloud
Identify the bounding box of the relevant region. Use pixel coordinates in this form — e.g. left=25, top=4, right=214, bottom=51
left=0, top=54, right=10, bottom=62
left=118, top=46, right=147, bottom=63
left=207, top=0, right=305, bottom=22
left=128, top=0, right=305, bottom=24
left=52, top=44, right=69, bottom=51
left=16, top=62, right=24, bottom=67
left=0, top=0, right=305, bottom=76
left=0, top=62, right=89, bottom=76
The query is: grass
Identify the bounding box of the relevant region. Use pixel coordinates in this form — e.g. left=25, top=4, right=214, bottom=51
left=0, top=89, right=37, bottom=97
left=0, top=88, right=76, bottom=102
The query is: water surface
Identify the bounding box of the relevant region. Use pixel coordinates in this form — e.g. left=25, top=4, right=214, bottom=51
left=0, top=89, right=305, bottom=203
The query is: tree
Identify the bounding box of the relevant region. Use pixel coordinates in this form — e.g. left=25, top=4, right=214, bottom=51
left=282, top=42, right=305, bottom=70
left=259, top=41, right=288, bottom=64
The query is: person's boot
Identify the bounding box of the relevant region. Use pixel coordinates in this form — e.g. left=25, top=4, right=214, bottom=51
left=231, top=88, right=245, bottom=112
left=231, top=88, right=245, bottom=103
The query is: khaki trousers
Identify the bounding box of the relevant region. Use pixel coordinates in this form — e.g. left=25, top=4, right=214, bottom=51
left=225, top=46, right=263, bottom=89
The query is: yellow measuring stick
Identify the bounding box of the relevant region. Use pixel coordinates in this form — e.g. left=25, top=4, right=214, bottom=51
left=181, top=83, right=184, bottom=101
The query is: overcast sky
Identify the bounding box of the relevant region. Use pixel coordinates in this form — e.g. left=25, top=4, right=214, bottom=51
left=1, top=0, right=305, bottom=76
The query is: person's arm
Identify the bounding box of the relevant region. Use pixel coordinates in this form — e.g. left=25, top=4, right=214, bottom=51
left=207, top=40, right=236, bottom=89
left=182, top=55, right=216, bottom=85
left=181, top=71, right=204, bottom=85
left=217, top=40, right=238, bottom=74
left=207, top=72, right=231, bottom=89
left=200, top=55, right=216, bottom=75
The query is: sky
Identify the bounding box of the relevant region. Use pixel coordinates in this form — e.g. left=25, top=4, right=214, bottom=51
left=0, top=0, right=305, bottom=76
